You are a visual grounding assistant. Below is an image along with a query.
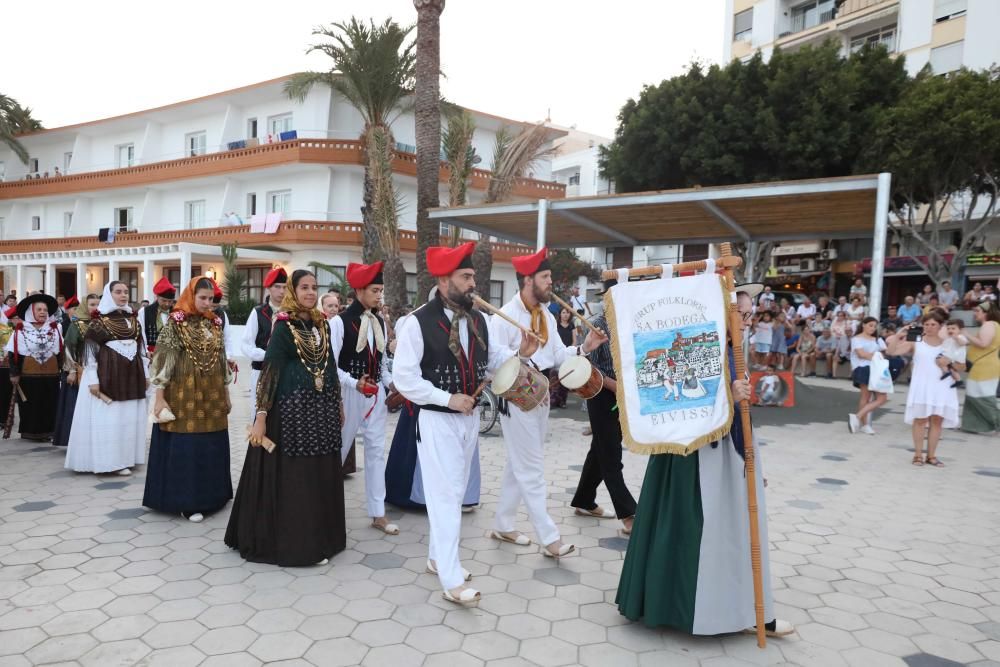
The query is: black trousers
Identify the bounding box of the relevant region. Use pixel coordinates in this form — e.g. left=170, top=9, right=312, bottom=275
left=571, top=387, right=637, bottom=520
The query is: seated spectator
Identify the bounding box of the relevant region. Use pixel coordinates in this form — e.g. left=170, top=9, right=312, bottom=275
left=791, top=324, right=816, bottom=377
left=756, top=366, right=782, bottom=406
left=898, top=296, right=922, bottom=325
left=846, top=297, right=866, bottom=331
left=795, top=297, right=817, bottom=324
left=53, top=167, right=62, bottom=177
left=815, top=328, right=838, bottom=378
left=880, top=305, right=903, bottom=330
left=937, top=280, right=959, bottom=310
left=917, top=283, right=936, bottom=306
left=831, top=310, right=852, bottom=367
left=816, top=295, right=835, bottom=320
left=758, top=286, right=775, bottom=310
left=849, top=277, right=868, bottom=304
left=779, top=298, right=795, bottom=322
left=922, top=295, right=944, bottom=315
left=832, top=295, right=849, bottom=317
left=984, top=284, right=998, bottom=303
left=963, top=282, right=985, bottom=308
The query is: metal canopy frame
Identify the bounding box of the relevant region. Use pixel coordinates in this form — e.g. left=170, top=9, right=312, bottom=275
left=429, top=172, right=893, bottom=315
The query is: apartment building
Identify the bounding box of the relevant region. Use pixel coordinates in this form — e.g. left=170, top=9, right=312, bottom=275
left=0, top=76, right=565, bottom=306
left=724, top=0, right=1000, bottom=75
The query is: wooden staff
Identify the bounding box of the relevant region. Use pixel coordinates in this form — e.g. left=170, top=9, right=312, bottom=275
left=471, top=295, right=545, bottom=343
left=549, top=293, right=604, bottom=338
left=600, top=255, right=741, bottom=281
left=2, top=389, right=16, bottom=439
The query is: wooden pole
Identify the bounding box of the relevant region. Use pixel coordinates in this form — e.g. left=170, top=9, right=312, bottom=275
left=471, top=294, right=545, bottom=343
left=600, top=255, right=741, bottom=281
left=719, top=242, right=767, bottom=648
left=549, top=293, right=604, bottom=338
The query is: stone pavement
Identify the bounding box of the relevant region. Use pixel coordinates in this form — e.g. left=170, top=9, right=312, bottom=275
left=0, top=367, right=998, bottom=667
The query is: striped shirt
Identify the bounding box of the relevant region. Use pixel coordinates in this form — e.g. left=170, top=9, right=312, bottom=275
left=588, top=314, right=616, bottom=381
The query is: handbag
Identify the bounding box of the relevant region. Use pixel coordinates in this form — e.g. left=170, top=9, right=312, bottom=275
left=868, top=351, right=894, bottom=394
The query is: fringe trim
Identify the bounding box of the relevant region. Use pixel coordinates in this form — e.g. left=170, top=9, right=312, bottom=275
left=606, top=274, right=734, bottom=457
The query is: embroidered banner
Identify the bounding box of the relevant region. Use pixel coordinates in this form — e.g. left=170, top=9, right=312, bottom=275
left=605, top=261, right=733, bottom=455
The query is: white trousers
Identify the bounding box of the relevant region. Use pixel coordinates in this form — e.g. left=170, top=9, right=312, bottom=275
left=340, top=382, right=388, bottom=518
left=494, top=401, right=560, bottom=547
left=417, top=408, right=479, bottom=590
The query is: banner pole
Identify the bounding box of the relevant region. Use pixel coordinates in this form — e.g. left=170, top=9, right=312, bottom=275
left=719, top=242, right=767, bottom=648
left=600, top=255, right=741, bottom=281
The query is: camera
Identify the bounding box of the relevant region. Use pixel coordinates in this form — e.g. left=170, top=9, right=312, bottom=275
left=905, top=325, right=923, bottom=342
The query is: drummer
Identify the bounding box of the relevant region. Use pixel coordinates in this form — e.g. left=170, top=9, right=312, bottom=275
left=393, top=242, right=532, bottom=604
left=569, top=277, right=637, bottom=534
left=489, top=247, right=607, bottom=557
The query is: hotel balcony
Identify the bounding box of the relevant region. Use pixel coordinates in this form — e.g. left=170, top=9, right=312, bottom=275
left=776, top=0, right=899, bottom=51
left=0, top=139, right=565, bottom=201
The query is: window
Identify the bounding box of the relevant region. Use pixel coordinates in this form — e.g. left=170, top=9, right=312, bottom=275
left=246, top=192, right=257, bottom=217
left=734, top=8, right=753, bottom=42
left=934, top=0, right=967, bottom=22
left=406, top=273, right=417, bottom=305
left=314, top=264, right=346, bottom=292
left=683, top=244, right=709, bottom=262
left=166, top=266, right=202, bottom=289
left=185, top=131, right=207, bottom=157
left=568, top=172, right=581, bottom=186
left=63, top=152, right=73, bottom=171
left=247, top=118, right=258, bottom=139
left=114, top=207, right=134, bottom=233
left=116, top=143, right=135, bottom=168
left=489, top=280, right=504, bottom=308
left=930, top=41, right=964, bottom=74
left=184, top=200, right=206, bottom=228
left=267, top=113, right=293, bottom=138
left=267, top=190, right=291, bottom=215
left=790, top=0, right=835, bottom=33
left=236, top=266, right=269, bottom=304
left=850, top=25, right=897, bottom=53
left=63, top=212, right=73, bottom=236
left=31, top=215, right=41, bottom=231
left=29, top=158, right=39, bottom=174
left=120, top=268, right=139, bottom=305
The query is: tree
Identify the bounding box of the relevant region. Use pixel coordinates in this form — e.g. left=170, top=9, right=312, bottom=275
left=472, top=123, right=555, bottom=297
left=863, top=67, right=1000, bottom=284
left=286, top=18, right=415, bottom=317
left=0, top=94, right=43, bottom=165
left=548, top=249, right=600, bottom=296
left=441, top=108, right=477, bottom=245
left=413, top=0, right=446, bottom=306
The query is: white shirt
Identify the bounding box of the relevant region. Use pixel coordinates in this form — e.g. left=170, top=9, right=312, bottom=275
left=138, top=306, right=169, bottom=350
left=240, top=300, right=281, bottom=363
left=393, top=303, right=509, bottom=408
left=328, top=311, right=392, bottom=388
left=569, top=294, right=587, bottom=312
left=491, top=293, right=582, bottom=372
left=795, top=304, right=817, bottom=320
left=758, top=292, right=775, bottom=307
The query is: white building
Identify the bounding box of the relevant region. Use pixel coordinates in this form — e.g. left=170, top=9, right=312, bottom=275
left=0, top=75, right=565, bottom=307
left=724, top=0, right=1000, bottom=76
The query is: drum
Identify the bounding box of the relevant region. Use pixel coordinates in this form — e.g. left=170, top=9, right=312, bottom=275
left=492, top=356, right=549, bottom=412
left=558, top=356, right=604, bottom=400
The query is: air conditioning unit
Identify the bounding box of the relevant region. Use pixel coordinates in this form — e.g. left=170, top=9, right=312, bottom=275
left=777, top=265, right=799, bottom=274
left=799, top=258, right=817, bottom=271
left=820, top=248, right=838, bottom=260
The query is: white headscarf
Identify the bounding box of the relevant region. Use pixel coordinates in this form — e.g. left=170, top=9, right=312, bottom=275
left=98, top=282, right=133, bottom=315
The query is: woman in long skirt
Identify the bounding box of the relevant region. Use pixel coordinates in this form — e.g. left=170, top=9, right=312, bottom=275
left=0, top=308, right=16, bottom=427
left=225, top=269, right=346, bottom=566
left=5, top=294, right=63, bottom=441
left=65, top=284, right=148, bottom=475
left=143, top=277, right=233, bottom=522
left=53, top=295, right=99, bottom=448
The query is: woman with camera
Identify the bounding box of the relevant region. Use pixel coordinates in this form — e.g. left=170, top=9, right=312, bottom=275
left=885, top=311, right=958, bottom=467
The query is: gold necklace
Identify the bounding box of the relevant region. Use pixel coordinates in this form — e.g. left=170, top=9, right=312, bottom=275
left=288, top=319, right=330, bottom=391
left=176, top=318, right=223, bottom=375
left=99, top=313, right=138, bottom=340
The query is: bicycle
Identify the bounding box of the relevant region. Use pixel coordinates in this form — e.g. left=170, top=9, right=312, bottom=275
left=479, top=386, right=499, bottom=434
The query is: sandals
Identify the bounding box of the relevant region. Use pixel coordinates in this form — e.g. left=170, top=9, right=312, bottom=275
left=442, top=587, right=481, bottom=605
left=490, top=530, right=532, bottom=546
left=573, top=506, right=614, bottom=519
left=371, top=519, right=400, bottom=536
left=426, top=559, right=471, bottom=582
left=542, top=542, right=576, bottom=559
left=925, top=456, right=944, bottom=467
left=911, top=456, right=924, bottom=467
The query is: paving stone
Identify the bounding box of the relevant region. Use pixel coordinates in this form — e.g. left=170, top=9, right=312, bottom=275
left=304, top=637, right=370, bottom=666
left=247, top=630, right=311, bottom=662
left=902, top=653, right=967, bottom=667
left=361, top=643, right=424, bottom=667
left=13, top=501, right=56, bottom=512
left=406, top=623, right=465, bottom=653
left=195, top=625, right=258, bottom=655
left=519, top=636, right=580, bottom=666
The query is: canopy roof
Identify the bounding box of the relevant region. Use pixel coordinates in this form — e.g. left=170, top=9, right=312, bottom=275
left=429, top=174, right=885, bottom=248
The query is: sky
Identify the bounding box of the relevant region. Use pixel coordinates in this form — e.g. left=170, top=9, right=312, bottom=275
left=3, top=0, right=724, bottom=139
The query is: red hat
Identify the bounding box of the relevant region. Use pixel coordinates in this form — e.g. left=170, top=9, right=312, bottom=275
left=427, top=242, right=476, bottom=278
left=212, top=279, right=223, bottom=303
left=64, top=295, right=79, bottom=309
left=511, top=247, right=550, bottom=278
left=263, top=267, right=288, bottom=288
left=153, top=277, right=176, bottom=299
left=346, top=262, right=384, bottom=290
left=3, top=306, right=17, bottom=319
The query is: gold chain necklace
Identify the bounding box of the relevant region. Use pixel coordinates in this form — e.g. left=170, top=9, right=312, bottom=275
left=99, top=313, right=138, bottom=340
left=176, top=319, right=223, bottom=375
left=288, top=319, right=330, bottom=391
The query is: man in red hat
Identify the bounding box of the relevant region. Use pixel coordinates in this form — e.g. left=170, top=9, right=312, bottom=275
left=488, top=247, right=607, bottom=558
left=138, top=277, right=177, bottom=355
left=394, top=242, right=535, bottom=605
left=330, top=261, right=397, bottom=535
left=240, top=267, right=287, bottom=409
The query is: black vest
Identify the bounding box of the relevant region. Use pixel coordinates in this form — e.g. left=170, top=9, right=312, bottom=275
left=142, top=306, right=167, bottom=350
left=337, top=301, right=385, bottom=383
left=251, top=303, right=275, bottom=370
left=414, top=296, right=489, bottom=413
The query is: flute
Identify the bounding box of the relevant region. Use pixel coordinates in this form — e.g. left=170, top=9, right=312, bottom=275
left=471, top=295, right=545, bottom=343
left=549, top=293, right=604, bottom=338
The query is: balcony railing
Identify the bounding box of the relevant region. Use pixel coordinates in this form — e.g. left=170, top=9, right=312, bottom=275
left=0, top=139, right=565, bottom=201
left=790, top=1, right=837, bottom=33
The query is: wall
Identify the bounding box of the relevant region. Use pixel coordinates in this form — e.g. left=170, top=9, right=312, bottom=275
left=965, top=0, right=1000, bottom=70
left=898, top=0, right=933, bottom=51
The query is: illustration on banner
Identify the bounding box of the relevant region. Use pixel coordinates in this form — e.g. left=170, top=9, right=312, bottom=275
left=634, top=323, right=723, bottom=416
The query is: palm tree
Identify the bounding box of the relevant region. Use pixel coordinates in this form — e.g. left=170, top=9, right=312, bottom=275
left=441, top=109, right=477, bottom=244
left=285, top=18, right=415, bottom=316
left=1, top=94, right=43, bottom=165
left=472, top=122, right=555, bottom=297
left=413, top=0, right=446, bottom=306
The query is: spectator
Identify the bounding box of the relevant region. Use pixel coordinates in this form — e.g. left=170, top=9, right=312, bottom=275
left=916, top=284, right=936, bottom=306
left=936, top=281, right=959, bottom=310
left=795, top=296, right=816, bottom=324
left=848, top=317, right=889, bottom=435
left=815, top=328, right=838, bottom=379
left=846, top=297, right=866, bottom=331
left=752, top=311, right=773, bottom=370
left=139, top=299, right=150, bottom=310
left=758, top=286, right=776, bottom=310
left=963, top=282, right=985, bottom=308
left=922, top=295, right=944, bottom=315
left=320, top=292, right=340, bottom=319
left=791, top=324, right=816, bottom=377
left=770, top=311, right=789, bottom=370
left=779, top=298, right=795, bottom=322
left=849, top=277, right=868, bottom=304
left=898, top=296, right=922, bottom=325
left=961, top=302, right=999, bottom=434
left=984, top=284, right=998, bottom=303
left=886, top=311, right=959, bottom=467
left=223, top=211, right=244, bottom=227
left=831, top=310, right=852, bottom=368
left=569, top=285, right=589, bottom=316
left=880, top=305, right=903, bottom=330
left=816, top=295, right=835, bottom=320
left=53, top=166, right=62, bottom=177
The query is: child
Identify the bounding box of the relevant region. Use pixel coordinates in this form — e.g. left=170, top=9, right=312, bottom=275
left=753, top=312, right=773, bottom=370
left=939, top=319, right=968, bottom=387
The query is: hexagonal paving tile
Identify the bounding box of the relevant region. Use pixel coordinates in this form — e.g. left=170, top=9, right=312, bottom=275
left=13, top=501, right=56, bottom=512
left=533, top=567, right=580, bottom=587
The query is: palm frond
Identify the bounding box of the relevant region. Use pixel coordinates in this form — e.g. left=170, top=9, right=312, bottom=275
left=308, top=262, right=349, bottom=293
left=0, top=93, right=42, bottom=164
left=486, top=123, right=554, bottom=203
left=442, top=109, right=477, bottom=207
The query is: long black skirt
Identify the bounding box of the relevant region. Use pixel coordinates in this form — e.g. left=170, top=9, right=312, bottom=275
left=52, top=376, right=79, bottom=448
left=0, top=368, right=12, bottom=430
left=143, top=425, right=233, bottom=516
left=17, top=376, right=59, bottom=440
left=225, top=445, right=346, bottom=567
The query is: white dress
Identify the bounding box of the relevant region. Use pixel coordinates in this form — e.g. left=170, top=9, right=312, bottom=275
left=904, top=340, right=959, bottom=428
